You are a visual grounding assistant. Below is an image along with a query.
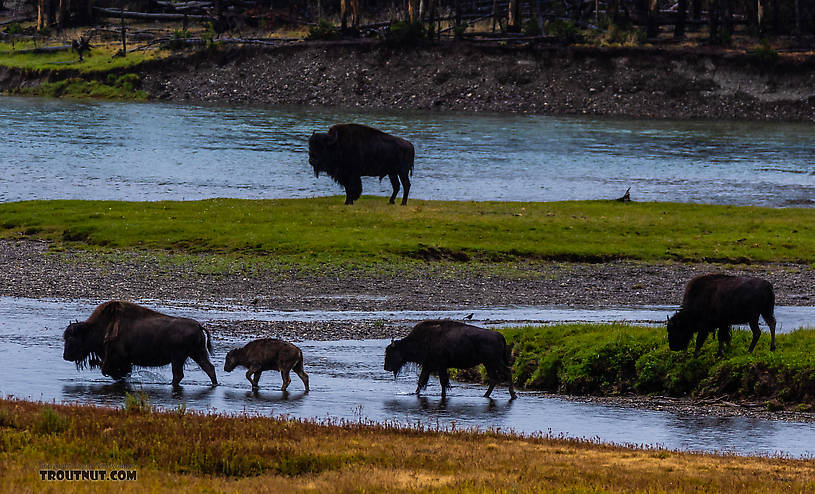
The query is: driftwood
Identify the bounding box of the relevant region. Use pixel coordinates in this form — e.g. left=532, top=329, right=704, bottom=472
left=9, top=44, right=72, bottom=54
left=614, top=187, right=631, bottom=202
left=93, top=7, right=213, bottom=22
left=0, top=16, right=34, bottom=26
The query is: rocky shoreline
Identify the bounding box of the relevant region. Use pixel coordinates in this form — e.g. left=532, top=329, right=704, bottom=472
left=137, top=43, right=815, bottom=121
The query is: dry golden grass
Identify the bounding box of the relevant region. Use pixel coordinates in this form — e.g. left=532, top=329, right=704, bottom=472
left=2, top=399, right=815, bottom=493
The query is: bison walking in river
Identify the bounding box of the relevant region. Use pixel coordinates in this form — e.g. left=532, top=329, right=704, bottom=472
left=62, top=301, right=218, bottom=387
left=309, top=123, right=414, bottom=205
left=667, top=274, right=777, bottom=357
left=224, top=338, right=309, bottom=392
left=384, top=320, right=516, bottom=399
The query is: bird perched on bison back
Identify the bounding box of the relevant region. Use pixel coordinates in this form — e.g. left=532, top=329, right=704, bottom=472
left=308, top=123, right=414, bottom=205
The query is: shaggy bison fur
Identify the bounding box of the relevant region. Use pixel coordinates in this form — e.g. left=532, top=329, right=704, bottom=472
left=667, top=274, right=777, bottom=357
left=309, top=123, right=414, bottom=205
left=384, top=320, right=516, bottom=399
left=224, top=338, right=309, bottom=392
left=62, top=301, right=217, bottom=387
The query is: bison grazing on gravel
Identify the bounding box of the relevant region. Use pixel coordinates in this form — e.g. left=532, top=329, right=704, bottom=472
left=667, top=274, right=777, bottom=357
left=62, top=301, right=218, bottom=387
left=224, top=338, right=309, bottom=392
left=309, top=123, right=415, bottom=205
left=384, top=320, right=516, bottom=399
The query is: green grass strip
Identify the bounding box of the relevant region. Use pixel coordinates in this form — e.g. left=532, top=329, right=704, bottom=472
left=1, top=198, right=813, bottom=266
left=501, top=323, right=815, bottom=408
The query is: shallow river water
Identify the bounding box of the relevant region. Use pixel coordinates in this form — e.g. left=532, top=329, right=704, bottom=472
left=2, top=296, right=814, bottom=457
left=2, top=96, right=814, bottom=206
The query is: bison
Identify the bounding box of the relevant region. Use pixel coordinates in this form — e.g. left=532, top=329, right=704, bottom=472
left=667, top=274, right=777, bottom=357
left=384, top=320, right=516, bottom=399
left=224, top=338, right=309, bottom=392
left=309, top=123, right=415, bottom=205
left=62, top=301, right=218, bottom=387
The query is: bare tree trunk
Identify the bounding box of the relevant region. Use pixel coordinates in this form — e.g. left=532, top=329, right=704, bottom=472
left=507, top=0, right=519, bottom=31
left=646, top=0, right=658, bottom=37
left=408, top=0, right=418, bottom=21
left=690, top=0, right=701, bottom=19
left=57, top=0, right=70, bottom=26
left=454, top=0, right=461, bottom=36
left=490, top=0, right=497, bottom=31
left=709, top=0, right=720, bottom=43
left=37, top=0, right=46, bottom=29
left=674, top=0, right=687, bottom=37
left=793, top=0, right=800, bottom=34
left=756, top=0, right=764, bottom=36
left=341, top=0, right=348, bottom=30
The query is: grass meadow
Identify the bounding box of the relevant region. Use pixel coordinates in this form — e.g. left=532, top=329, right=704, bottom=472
left=2, top=398, right=815, bottom=493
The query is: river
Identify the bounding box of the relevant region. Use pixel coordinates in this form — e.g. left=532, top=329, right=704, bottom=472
left=2, top=296, right=814, bottom=457
left=1, top=96, right=813, bottom=206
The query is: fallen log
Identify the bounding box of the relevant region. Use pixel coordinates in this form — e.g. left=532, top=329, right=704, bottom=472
left=0, top=16, right=34, bottom=26
left=93, top=7, right=213, bottom=22
left=9, top=44, right=71, bottom=54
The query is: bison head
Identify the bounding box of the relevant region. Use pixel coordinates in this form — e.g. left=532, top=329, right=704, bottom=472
left=308, top=131, right=338, bottom=178
left=666, top=310, right=694, bottom=351
left=224, top=348, right=241, bottom=373
left=383, top=339, right=405, bottom=378
left=63, top=321, right=102, bottom=369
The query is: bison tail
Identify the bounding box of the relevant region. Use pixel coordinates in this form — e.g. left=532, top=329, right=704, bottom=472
left=203, top=326, right=214, bottom=355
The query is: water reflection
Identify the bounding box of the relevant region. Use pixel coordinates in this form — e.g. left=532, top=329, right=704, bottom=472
left=1, top=97, right=813, bottom=206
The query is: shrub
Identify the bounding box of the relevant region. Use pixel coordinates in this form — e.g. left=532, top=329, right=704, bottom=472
left=386, top=21, right=425, bottom=46
left=123, top=391, right=153, bottom=413
left=34, top=407, right=70, bottom=434
left=307, top=19, right=340, bottom=40
left=545, top=19, right=581, bottom=41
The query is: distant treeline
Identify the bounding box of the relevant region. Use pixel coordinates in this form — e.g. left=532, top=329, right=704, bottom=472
left=13, top=0, right=815, bottom=44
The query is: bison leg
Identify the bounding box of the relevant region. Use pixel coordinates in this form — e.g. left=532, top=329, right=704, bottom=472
left=345, top=177, right=363, bottom=205
left=748, top=320, right=762, bottom=353
left=439, top=368, right=449, bottom=397
left=280, top=368, right=292, bottom=392
left=171, top=358, right=185, bottom=387
left=388, top=174, right=400, bottom=204
left=191, top=352, right=218, bottom=386
left=399, top=171, right=411, bottom=206
left=763, top=311, right=777, bottom=351
left=416, top=367, right=431, bottom=395
left=693, top=329, right=709, bottom=357
left=716, top=326, right=731, bottom=356
left=294, top=360, right=310, bottom=392
left=245, top=368, right=261, bottom=389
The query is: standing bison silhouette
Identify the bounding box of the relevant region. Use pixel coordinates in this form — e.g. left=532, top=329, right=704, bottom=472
left=62, top=301, right=218, bottom=387
left=667, top=274, right=777, bottom=356
left=309, top=123, right=415, bottom=205
left=384, top=320, right=516, bottom=399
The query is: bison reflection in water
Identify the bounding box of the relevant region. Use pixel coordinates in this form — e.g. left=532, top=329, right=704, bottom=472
left=308, top=123, right=414, bottom=205
left=62, top=301, right=218, bottom=387
left=224, top=338, right=310, bottom=392
left=667, top=274, right=777, bottom=357
left=384, top=320, right=516, bottom=399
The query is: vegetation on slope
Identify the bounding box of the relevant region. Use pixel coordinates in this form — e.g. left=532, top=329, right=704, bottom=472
left=498, top=324, right=815, bottom=408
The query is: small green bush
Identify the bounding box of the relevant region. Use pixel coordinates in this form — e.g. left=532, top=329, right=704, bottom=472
left=545, top=19, right=581, bottom=41
left=523, top=19, right=542, bottom=36
left=4, top=22, right=23, bottom=35
left=34, top=406, right=70, bottom=434
left=386, top=21, right=425, bottom=46
left=123, top=391, right=153, bottom=413
left=307, top=19, right=340, bottom=40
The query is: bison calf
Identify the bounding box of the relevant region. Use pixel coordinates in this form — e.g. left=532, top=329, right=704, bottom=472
left=224, top=339, right=309, bottom=392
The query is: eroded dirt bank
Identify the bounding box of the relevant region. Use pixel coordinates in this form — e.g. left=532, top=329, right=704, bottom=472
left=139, top=42, right=815, bottom=120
